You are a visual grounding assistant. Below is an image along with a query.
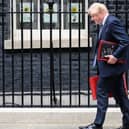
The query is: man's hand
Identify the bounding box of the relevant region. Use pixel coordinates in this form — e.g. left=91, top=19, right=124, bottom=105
left=104, top=55, right=118, bottom=64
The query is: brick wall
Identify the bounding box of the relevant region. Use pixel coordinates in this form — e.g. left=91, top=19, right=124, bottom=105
left=0, top=51, right=90, bottom=92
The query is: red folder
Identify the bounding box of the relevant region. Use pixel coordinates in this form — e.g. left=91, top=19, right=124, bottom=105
left=97, top=40, right=126, bottom=64
left=89, top=75, right=99, bottom=100
left=89, top=73, right=128, bottom=100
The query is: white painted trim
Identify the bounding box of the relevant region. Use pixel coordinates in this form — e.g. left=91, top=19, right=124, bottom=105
left=0, top=108, right=120, bottom=112
left=5, top=0, right=89, bottom=49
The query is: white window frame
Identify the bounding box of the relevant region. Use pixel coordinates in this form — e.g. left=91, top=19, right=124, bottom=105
left=4, top=0, right=90, bottom=49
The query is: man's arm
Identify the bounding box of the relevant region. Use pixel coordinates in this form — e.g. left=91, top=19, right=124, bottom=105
left=106, top=18, right=129, bottom=64
left=110, top=19, right=129, bottom=58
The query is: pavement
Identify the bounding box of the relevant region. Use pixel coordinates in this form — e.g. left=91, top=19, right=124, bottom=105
left=0, top=125, right=119, bottom=129
left=0, top=108, right=122, bottom=129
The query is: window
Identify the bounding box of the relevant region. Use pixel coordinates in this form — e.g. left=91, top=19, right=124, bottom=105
left=63, top=0, right=85, bottom=29
left=16, top=0, right=38, bottom=29
left=4, top=0, right=89, bottom=49
left=16, top=0, right=85, bottom=30
left=42, top=0, right=59, bottom=29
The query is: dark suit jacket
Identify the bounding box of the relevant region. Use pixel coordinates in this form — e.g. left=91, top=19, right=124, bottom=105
left=96, top=15, right=129, bottom=77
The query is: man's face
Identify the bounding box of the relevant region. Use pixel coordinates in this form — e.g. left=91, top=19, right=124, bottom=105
left=90, top=11, right=103, bottom=25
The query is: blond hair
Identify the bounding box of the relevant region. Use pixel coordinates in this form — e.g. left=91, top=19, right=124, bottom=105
left=88, top=2, right=109, bottom=15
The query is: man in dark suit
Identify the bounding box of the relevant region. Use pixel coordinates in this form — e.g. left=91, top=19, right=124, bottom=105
left=79, top=2, right=129, bottom=129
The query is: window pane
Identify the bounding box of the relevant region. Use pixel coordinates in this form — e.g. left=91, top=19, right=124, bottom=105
left=16, top=0, right=38, bottom=29
left=42, top=0, right=59, bottom=29
left=63, top=0, right=85, bottom=29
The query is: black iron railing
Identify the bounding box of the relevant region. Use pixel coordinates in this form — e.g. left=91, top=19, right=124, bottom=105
left=0, top=0, right=129, bottom=107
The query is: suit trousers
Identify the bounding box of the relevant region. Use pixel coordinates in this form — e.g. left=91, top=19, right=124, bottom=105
left=94, top=73, right=129, bottom=126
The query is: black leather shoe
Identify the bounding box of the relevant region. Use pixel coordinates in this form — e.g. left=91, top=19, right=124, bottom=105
left=79, top=123, right=103, bottom=129
left=117, top=126, right=129, bottom=129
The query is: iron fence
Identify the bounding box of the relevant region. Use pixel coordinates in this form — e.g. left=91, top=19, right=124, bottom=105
left=0, top=0, right=129, bottom=107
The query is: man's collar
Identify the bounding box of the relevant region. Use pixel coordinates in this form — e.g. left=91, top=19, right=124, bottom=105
left=102, top=13, right=109, bottom=25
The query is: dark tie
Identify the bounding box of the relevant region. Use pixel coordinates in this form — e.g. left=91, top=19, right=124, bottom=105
left=99, top=24, right=103, bottom=39
left=92, top=25, right=103, bottom=67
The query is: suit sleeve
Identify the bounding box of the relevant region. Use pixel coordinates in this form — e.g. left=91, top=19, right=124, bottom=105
left=110, top=19, right=129, bottom=58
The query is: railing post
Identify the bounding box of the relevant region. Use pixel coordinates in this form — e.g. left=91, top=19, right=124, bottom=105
left=46, top=0, right=57, bottom=106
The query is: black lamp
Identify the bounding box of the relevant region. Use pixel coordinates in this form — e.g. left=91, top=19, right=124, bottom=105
left=46, top=0, right=55, bottom=11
